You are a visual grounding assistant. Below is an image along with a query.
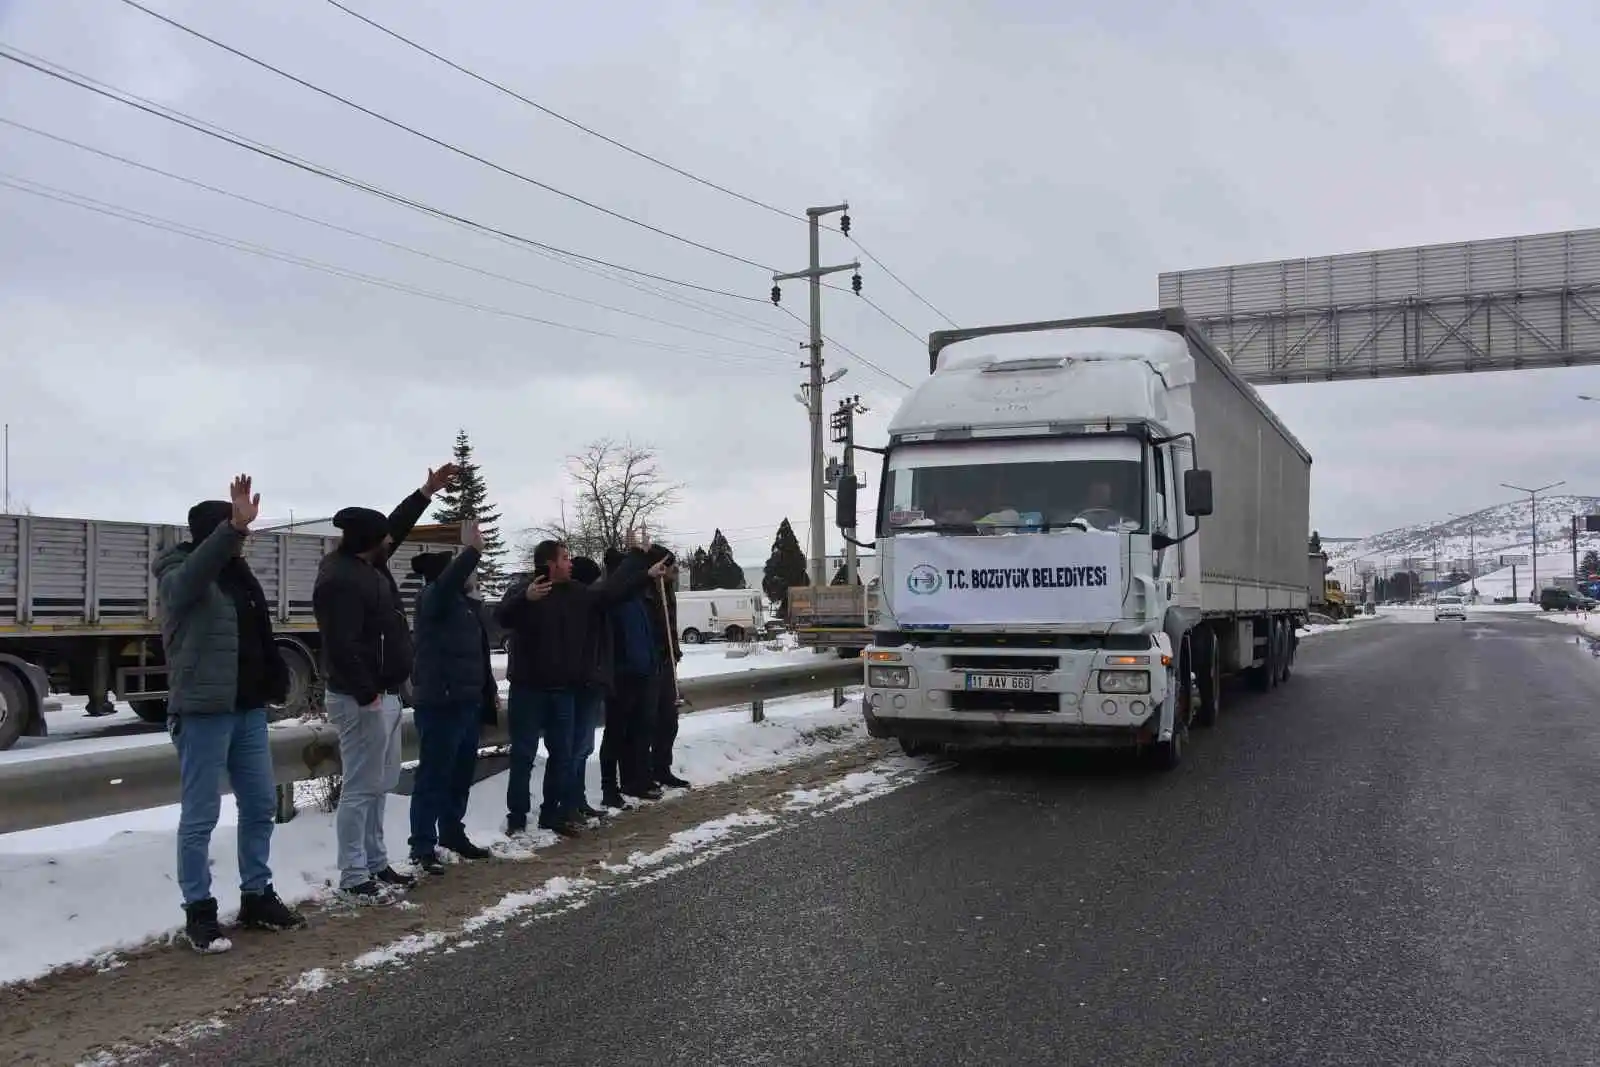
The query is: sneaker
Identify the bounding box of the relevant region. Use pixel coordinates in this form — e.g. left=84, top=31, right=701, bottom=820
left=656, top=772, right=692, bottom=789
left=622, top=783, right=663, bottom=801
left=182, top=898, right=233, bottom=954
left=578, top=803, right=608, bottom=820
left=411, top=852, right=448, bottom=876
left=440, top=835, right=492, bottom=861
left=338, top=880, right=396, bottom=906
left=373, top=865, right=418, bottom=891
left=237, top=885, right=307, bottom=931
left=600, top=790, right=632, bottom=811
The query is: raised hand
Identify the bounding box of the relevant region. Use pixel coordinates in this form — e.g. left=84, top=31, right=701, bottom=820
left=647, top=558, right=670, bottom=580
left=462, top=519, right=487, bottom=552
left=424, top=462, right=461, bottom=497
left=524, top=575, right=553, bottom=602
left=229, top=474, right=260, bottom=531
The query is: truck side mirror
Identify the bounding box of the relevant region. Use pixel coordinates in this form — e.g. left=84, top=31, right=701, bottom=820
left=1184, top=469, right=1214, bottom=517
left=835, top=476, right=858, bottom=530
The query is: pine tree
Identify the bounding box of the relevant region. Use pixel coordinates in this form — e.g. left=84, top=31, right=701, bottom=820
left=689, top=546, right=712, bottom=591
left=431, top=429, right=506, bottom=589
left=762, top=518, right=810, bottom=617
left=706, top=529, right=746, bottom=589
left=1582, top=549, right=1600, bottom=579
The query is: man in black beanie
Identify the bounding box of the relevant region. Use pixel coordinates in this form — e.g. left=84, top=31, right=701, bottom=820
left=313, top=461, right=458, bottom=903
left=154, top=474, right=304, bottom=954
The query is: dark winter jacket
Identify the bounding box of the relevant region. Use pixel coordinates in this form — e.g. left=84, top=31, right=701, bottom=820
left=611, top=596, right=659, bottom=678
left=153, top=522, right=288, bottom=716
left=614, top=547, right=682, bottom=665
left=570, top=558, right=614, bottom=695
left=312, top=491, right=430, bottom=705
left=410, top=547, right=496, bottom=713
left=496, top=555, right=653, bottom=691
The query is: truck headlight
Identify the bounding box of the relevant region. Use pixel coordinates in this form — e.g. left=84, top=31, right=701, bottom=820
left=1097, top=670, right=1150, bottom=694
left=868, top=665, right=912, bottom=689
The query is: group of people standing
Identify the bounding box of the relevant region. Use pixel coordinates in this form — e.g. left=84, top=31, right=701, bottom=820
left=156, top=464, right=688, bottom=955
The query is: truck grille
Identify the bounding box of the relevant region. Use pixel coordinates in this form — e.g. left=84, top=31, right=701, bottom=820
left=946, top=654, right=1058, bottom=673
left=950, top=690, right=1060, bottom=714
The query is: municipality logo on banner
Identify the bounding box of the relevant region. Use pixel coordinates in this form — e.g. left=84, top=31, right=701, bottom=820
left=894, top=531, right=1123, bottom=626
left=906, top=564, right=943, bottom=595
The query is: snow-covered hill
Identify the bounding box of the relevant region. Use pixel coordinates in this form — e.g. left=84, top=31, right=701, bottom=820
left=1326, top=494, right=1600, bottom=598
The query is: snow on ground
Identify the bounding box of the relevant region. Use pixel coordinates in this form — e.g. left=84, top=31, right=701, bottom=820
left=0, top=692, right=863, bottom=987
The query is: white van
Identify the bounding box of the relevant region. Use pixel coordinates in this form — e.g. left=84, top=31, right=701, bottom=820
left=676, top=589, right=766, bottom=644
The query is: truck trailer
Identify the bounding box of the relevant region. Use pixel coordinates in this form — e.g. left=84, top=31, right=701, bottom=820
left=0, top=513, right=459, bottom=750
left=836, top=308, right=1313, bottom=768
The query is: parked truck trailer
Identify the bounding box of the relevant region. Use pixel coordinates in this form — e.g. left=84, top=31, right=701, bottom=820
left=0, top=513, right=457, bottom=750
left=836, top=308, right=1313, bottom=768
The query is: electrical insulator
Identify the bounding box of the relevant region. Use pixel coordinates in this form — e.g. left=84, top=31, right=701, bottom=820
left=840, top=213, right=851, bottom=235
left=851, top=272, right=862, bottom=294
left=771, top=285, right=781, bottom=305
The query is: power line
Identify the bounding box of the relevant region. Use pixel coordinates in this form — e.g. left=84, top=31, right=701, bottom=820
left=846, top=235, right=959, bottom=327
left=324, top=0, right=806, bottom=225
left=0, top=116, right=797, bottom=356
left=856, top=291, right=928, bottom=346
left=777, top=305, right=911, bottom=389
left=0, top=172, right=786, bottom=370
left=113, top=0, right=777, bottom=273
left=0, top=45, right=769, bottom=304
left=319, top=0, right=959, bottom=326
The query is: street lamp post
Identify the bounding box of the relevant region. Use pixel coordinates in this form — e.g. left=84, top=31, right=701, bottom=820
left=1501, top=480, right=1565, bottom=601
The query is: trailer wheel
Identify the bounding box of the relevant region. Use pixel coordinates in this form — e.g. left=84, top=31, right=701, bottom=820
left=1191, top=626, right=1221, bottom=728
left=130, top=698, right=169, bottom=724
left=0, top=667, right=32, bottom=751
left=681, top=628, right=704, bottom=646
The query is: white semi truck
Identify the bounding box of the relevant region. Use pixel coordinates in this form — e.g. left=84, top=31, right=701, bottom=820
left=835, top=309, right=1313, bottom=769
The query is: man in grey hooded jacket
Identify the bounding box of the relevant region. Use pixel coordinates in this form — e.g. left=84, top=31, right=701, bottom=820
left=154, top=474, right=306, bottom=954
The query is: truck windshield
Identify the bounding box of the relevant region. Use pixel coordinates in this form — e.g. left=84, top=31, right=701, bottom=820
left=878, top=437, right=1144, bottom=536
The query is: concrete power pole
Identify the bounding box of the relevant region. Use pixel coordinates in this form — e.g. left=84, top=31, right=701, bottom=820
left=1502, top=480, right=1564, bottom=602
left=830, top=395, right=869, bottom=586
left=772, top=203, right=859, bottom=587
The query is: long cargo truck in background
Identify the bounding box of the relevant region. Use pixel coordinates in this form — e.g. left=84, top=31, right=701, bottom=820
left=784, top=584, right=879, bottom=654
left=0, top=513, right=463, bottom=750
left=836, top=308, right=1313, bottom=768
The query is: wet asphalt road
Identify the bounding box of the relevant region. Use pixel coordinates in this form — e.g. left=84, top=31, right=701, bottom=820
left=172, top=613, right=1600, bottom=1067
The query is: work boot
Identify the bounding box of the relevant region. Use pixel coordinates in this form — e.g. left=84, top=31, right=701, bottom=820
left=182, top=898, right=232, bottom=954
left=373, top=865, right=418, bottom=891
left=537, top=816, right=583, bottom=839
left=440, top=834, right=492, bottom=861
left=337, top=880, right=395, bottom=906
left=601, top=789, right=632, bottom=811
left=411, top=852, right=448, bottom=876
left=237, top=885, right=307, bottom=931
left=656, top=772, right=692, bottom=789
left=622, top=782, right=664, bottom=802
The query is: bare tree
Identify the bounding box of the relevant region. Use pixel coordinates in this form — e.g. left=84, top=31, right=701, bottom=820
left=522, top=439, right=681, bottom=563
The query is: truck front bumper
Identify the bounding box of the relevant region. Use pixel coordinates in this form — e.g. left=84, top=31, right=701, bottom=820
left=861, top=642, right=1171, bottom=750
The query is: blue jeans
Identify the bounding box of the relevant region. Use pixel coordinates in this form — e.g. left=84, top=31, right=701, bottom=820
left=327, top=691, right=404, bottom=890
left=507, top=685, right=577, bottom=827
left=568, top=689, right=604, bottom=811
left=408, top=698, right=481, bottom=857
left=170, top=708, right=276, bottom=906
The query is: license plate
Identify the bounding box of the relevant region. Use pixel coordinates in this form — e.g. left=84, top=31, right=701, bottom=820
left=964, top=672, right=1035, bottom=692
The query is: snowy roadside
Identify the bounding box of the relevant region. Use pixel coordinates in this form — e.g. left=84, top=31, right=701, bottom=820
left=1532, top=609, right=1600, bottom=637
left=0, top=691, right=865, bottom=987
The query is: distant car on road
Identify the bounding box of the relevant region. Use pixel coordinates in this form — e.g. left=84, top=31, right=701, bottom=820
left=1434, top=595, right=1467, bottom=622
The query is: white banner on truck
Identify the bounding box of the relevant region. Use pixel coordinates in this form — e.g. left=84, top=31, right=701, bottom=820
left=893, top=531, right=1123, bottom=626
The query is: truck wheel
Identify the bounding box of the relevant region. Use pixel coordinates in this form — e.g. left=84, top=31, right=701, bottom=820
left=130, top=698, right=169, bottom=724
left=269, top=640, right=318, bottom=723
left=681, top=628, right=703, bottom=646
left=1277, top=621, right=1295, bottom=684
left=1191, top=626, right=1221, bottom=728
left=0, top=667, right=31, bottom=751
left=1249, top=620, right=1276, bottom=692
left=724, top=625, right=747, bottom=643
left=1150, top=643, right=1191, bottom=771
left=899, top=737, right=931, bottom=757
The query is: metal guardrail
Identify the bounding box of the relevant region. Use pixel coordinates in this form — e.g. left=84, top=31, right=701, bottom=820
left=0, top=659, right=862, bottom=835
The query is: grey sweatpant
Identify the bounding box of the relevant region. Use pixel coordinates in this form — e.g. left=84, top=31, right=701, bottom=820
left=328, top=691, right=403, bottom=889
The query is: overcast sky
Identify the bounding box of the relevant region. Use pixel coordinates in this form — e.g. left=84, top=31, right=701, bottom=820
left=2, top=0, right=1595, bottom=561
